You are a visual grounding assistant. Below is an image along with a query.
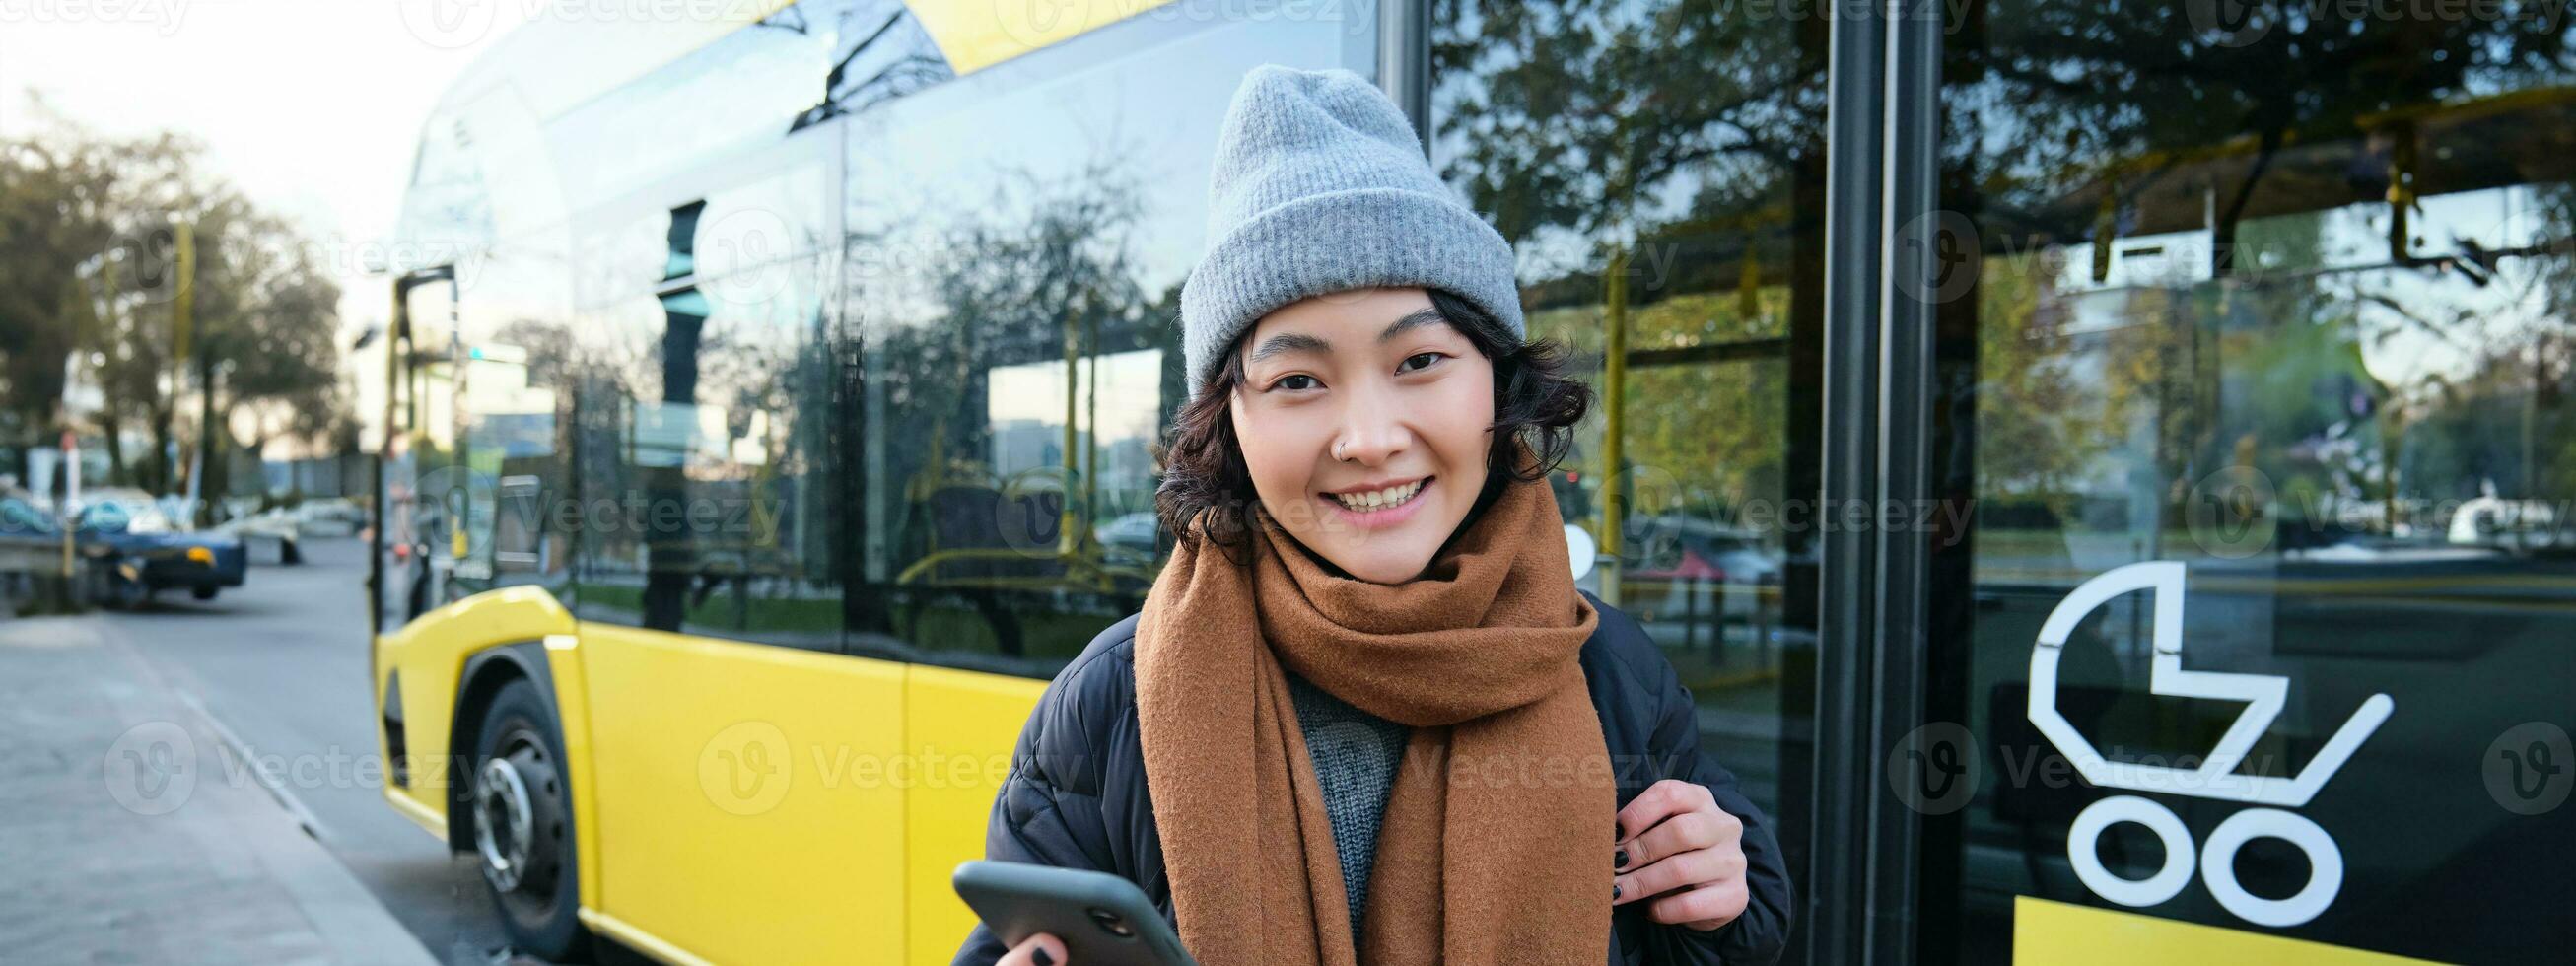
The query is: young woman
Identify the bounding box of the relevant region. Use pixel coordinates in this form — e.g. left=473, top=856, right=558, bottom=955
left=956, top=66, right=1791, bottom=966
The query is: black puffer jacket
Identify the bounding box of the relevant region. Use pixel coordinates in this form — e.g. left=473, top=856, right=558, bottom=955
left=954, top=590, right=1793, bottom=965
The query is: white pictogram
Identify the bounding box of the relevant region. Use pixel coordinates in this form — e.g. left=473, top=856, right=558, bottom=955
left=2030, top=561, right=2393, bottom=806
left=2028, top=561, right=2393, bottom=928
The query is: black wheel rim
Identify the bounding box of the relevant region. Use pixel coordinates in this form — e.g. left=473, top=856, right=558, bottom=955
left=473, top=721, right=568, bottom=921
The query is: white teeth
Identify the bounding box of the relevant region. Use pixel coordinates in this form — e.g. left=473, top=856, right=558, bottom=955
left=1330, top=479, right=1424, bottom=511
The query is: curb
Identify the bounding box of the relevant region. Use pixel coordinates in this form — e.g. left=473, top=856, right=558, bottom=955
left=84, top=615, right=444, bottom=966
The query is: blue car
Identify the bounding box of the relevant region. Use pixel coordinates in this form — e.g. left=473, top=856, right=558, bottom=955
left=0, top=491, right=248, bottom=608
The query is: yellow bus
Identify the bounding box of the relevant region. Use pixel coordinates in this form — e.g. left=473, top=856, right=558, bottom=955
left=366, top=3, right=1399, bottom=963
left=366, top=0, right=2576, bottom=963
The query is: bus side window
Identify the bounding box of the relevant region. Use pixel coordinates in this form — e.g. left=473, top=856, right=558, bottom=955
left=570, top=196, right=849, bottom=656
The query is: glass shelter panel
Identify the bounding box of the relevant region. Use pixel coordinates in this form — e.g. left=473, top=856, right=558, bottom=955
left=1433, top=0, right=1833, bottom=952
left=1925, top=3, right=2576, bottom=961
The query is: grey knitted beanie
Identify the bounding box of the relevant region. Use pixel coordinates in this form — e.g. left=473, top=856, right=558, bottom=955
left=1179, top=64, right=1525, bottom=400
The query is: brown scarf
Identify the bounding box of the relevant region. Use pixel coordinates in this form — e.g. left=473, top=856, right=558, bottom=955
left=1134, top=465, right=1612, bottom=965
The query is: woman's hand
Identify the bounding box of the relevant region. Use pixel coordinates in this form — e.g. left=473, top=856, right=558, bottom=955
left=997, top=932, right=1068, bottom=965
left=1611, top=779, right=1751, bottom=932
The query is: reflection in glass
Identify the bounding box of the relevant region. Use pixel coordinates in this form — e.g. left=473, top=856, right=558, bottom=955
left=1930, top=4, right=2576, bottom=961
left=570, top=203, right=850, bottom=653
left=839, top=18, right=1374, bottom=676
left=1434, top=2, right=1829, bottom=951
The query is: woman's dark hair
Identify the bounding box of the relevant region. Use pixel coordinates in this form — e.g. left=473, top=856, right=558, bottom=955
left=1153, top=288, right=1594, bottom=552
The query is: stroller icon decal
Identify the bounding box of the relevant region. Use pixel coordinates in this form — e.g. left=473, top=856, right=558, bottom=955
left=2027, top=561, right=2395, bottom=927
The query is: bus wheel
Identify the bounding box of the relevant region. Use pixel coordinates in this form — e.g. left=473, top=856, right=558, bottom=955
left=470, top=679, right=592, bottom=961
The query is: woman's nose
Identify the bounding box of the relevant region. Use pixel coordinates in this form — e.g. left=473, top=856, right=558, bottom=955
left=1331, top=406, right=1411, bottom=465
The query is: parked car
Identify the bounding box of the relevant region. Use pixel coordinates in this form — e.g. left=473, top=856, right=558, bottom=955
left=216, top=509, right=306, bottom=565
left=1096, top=511, right=1160, bottom=564
left=294, top=497, right=364, bottom=537
left=1624, top=513, right=1783, bottom=629
left=63, top=490, right=248, bottom=607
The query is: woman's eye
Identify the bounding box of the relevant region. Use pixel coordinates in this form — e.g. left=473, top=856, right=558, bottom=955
left=1400, top=352, right=1445, bottom=373
left=1270, top=374, right=1318, bottom=392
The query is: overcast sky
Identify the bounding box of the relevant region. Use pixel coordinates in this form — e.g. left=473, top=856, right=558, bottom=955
left=0, top=0, right=537, bottom=334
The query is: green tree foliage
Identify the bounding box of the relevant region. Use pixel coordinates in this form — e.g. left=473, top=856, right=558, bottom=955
left=0, top=110, right=122, bottom=444
left=0, top=106, right=345, bottom=504
left=1435, top=0, right=1826, bottom=547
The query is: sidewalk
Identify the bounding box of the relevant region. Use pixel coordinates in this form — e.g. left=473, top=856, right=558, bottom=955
left=0, top=612, right=439, bottom=966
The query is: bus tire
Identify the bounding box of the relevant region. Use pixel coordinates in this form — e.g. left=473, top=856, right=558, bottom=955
left=469, top=679, right=592, bottom=961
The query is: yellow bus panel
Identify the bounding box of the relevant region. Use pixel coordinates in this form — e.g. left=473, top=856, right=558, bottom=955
left=373, top=586, right=578, bottom=834
left=2013, top=897, right=2441, bottom=965
left=902, top=0, right=1184, bottom=76
left=577, top=623, right=908, bottom=964
left=904, top=664, right=1049, bottom=963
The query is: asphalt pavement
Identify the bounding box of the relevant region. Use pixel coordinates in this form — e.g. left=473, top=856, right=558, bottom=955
left=0, top=565, right=438, bottom=965
left=18, top=537, right=536, bottom=965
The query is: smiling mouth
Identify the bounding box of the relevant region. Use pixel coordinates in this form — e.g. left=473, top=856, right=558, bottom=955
left=1323, top=476, right=1431, bottom=513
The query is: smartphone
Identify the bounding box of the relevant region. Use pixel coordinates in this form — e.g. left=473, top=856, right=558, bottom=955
left=953, top=860, right=1199, bottom=966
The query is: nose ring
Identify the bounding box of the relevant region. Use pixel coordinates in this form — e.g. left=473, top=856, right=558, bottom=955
left=1333, top=442, right=1348, bottom=461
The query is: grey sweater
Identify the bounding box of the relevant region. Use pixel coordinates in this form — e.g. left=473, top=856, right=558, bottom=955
left=1284, top=671, right=1411, bottom=937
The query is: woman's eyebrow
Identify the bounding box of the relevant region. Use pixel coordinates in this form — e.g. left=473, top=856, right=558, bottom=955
left=1246, top=309, right=1448, bottom=364
left=1247, top=331, right=1329, bottom=364
left=1378, top=308, right=1446, bottom=344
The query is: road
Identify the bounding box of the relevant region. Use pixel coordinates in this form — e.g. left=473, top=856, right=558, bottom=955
left=86, top=536, right=528, bottom=965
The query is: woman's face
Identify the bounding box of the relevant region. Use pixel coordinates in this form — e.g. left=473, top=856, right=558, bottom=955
left=1227, top=287, right=1495, bottom=584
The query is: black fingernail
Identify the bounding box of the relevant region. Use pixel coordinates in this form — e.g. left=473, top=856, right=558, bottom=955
left=1033, top=948, right=1055, bottom=966
left=1615, top=850, right=1630, bottom=869
left=1612, top=884, right=1623, bottom=900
